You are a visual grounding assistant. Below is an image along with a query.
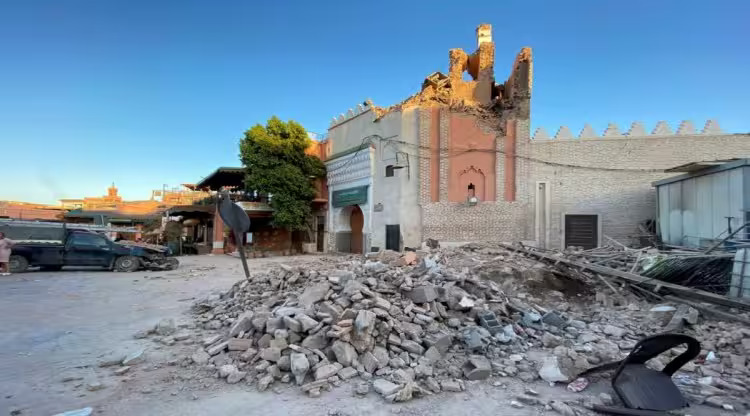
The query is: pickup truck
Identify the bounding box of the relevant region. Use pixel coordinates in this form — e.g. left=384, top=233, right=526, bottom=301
left=8, top=230, right=179, bottom=273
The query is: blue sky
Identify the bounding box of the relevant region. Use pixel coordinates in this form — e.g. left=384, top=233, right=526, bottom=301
left=1, top=0, right=748, bottom=204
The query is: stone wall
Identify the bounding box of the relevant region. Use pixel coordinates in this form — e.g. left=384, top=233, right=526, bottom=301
left=419, top=109, right=532, bottom=243
left=523, top=120, right=750, bottom=248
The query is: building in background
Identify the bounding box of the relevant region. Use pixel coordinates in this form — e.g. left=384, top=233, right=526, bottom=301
left=0, top=201, right=66, bottom=221
left=324, top=24, right=750, bottom=252
left=192, top=137, right=329, bottom=256
left=653, top=159, right=750, bottom=248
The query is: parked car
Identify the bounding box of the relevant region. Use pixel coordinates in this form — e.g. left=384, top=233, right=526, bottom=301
left=8, top=230, right=179, bottom=273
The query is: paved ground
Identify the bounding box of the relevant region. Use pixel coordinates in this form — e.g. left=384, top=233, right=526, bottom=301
left=0, top=255, right=727, bottom=416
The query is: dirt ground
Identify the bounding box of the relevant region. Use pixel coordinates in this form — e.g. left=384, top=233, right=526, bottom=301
left=0, top=255, right=728, bottom=416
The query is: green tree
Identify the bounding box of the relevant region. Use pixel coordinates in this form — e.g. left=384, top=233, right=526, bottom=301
left=239, top=116, right=325, bottom=233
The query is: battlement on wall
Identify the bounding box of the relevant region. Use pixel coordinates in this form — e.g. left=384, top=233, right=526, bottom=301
left=328, top=99, right=375, bottom=129
left=532, top=119, right=724, bottom=140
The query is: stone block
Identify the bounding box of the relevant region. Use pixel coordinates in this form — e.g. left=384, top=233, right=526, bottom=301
left=408, top=285, right=438, bottom=304
left=260, top=347, right=281, bottom=362
left=373, top=379, right=400, bottom=396
left=463, top=355, right=491, bottom=380
left=229, top=311, right=254, bottom=337
left=315, top=363, right=343, bottom=380
left=227, top=338, right=253, bottom=351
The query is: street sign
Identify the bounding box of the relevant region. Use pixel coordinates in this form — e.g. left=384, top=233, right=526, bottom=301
left=218, top=193, right=251, bottom=278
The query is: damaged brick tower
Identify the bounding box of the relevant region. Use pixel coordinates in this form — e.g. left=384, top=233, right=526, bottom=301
left=441, top=24, right=532, bottom=122
left=417, top=24, right=535, bottom=243
left=326, top=24, right=536, bottom=251
left=448, top=24, right=496, bottom=106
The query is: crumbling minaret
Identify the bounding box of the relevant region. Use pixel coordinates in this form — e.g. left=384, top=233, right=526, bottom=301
left=448, top=24, right=496, bottom=105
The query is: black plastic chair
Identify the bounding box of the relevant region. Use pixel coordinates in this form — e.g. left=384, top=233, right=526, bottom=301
left=610, top=333, right=700, bottom=411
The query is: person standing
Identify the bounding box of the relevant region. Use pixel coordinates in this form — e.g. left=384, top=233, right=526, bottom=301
left=0, top=232, right=14, bottom=275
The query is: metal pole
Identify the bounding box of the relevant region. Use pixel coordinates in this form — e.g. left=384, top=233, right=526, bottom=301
left=234, top=229, right=250, bottom=278
left=705, top=222, right=750, bottom=254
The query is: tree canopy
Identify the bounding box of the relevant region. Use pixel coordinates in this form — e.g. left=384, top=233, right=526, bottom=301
left=239, top=116, right=325, bottom=230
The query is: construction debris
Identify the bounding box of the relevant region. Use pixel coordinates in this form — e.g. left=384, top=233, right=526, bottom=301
left=136, top=244, right=750, bottom=408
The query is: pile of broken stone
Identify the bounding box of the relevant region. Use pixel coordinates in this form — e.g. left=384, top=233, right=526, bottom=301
left=140, top=245, right=750, bottom=412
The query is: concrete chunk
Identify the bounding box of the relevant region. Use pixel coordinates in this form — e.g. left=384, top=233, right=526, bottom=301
left=191, top=349, right=211, bottom=364
left=408, top=285, right=438, bottom=304
left=291, top=352, right=310, bottom=385
left=227, top=338, right=253, bottom=351
left=400, top=340, right=424, bottom=355
left=373, top=297, right=391, bottom=310
left=338, top=366, right=358, bottom=380
left=331, top=340, right=358, bottom=366
left=315, top=363, right=343, bottom=380
left=463, top=355, right=492, bottom=380
left=441, top=379, right=464, bottom=392
left=260, top=347, right=281, bottom=362
left=227, top=371, right=246, bottom=384
left=296, top=314, right=319, bottom=332
left=206, top=341, right=228, bottom=356
left=373, top=379, right=400, bottom=396
left=229, top=311, right=254, bottom=337
left=361, top=351, right=380, bottom=373
left=301, top=331, right=329, bottom=350
left=355, top=310, right=377, bottom=333
left=283, top=316, right=302, bottom=333
left=299, top=282, right=331, bottom=308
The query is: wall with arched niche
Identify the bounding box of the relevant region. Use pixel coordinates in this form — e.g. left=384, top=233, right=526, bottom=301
left=447, top=114, right=497, bottom=202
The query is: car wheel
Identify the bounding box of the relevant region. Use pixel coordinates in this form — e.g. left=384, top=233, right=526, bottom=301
left=114, top=256, right=140, bottom=272
left=165, top=258, right=179, bottom=270
left=8, top=255, right=29, bottom=273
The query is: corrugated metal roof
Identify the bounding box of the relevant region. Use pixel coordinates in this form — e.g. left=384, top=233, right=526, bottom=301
left=653, top=159, right=750, bottom=187
left=195, top=167, right=245, bottom=190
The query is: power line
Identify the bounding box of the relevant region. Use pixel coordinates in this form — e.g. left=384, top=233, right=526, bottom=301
left=380, top=138, right=665, bottom=173
left=326, top=135, right=398, bottom=174
left=325, top=135, right=665, bottom=174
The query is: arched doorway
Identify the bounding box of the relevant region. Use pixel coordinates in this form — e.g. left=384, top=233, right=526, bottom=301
left=350, top=205, right=364, bottom=254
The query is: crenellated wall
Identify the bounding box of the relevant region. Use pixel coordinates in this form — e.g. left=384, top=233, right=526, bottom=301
left=532, top=119, right=723, bottom=140
left=522, top=119, right=750, bottom=248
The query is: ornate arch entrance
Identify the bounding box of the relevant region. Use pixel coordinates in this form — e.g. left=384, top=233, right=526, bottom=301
left=349, top=205, right=364, bottom=254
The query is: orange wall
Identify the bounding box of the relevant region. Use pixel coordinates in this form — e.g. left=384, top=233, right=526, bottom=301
left=0, top=202, right=64, bottom=221
left=306, top=139, right=329, bottom=201
left=429, top=108, right=441, bottom=202
left=447, top=113, right=496, bottom=202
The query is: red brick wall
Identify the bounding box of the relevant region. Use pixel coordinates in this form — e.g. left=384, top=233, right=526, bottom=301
left=447, top=114, right=497, bottom=202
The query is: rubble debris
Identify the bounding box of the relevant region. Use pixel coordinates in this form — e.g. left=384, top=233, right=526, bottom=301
left=566, top=377, right=589, bottom=392
left=113, top=366, right=131, bottom=376
left=373, top=379, right=400, bottom=397
left=440, top=379, right=464, bottom=392
left=549, top=400, right=576, bottom=416
left=462, top=355, right=492, bottom=380
left=86, top=381, right=105, bottom=391
left=121, top=349, right=145, bottom=366
left=538, top=356, right=570, bottom=384
left=98, top=353, right=126, bottom=368
left=134, top=242, right=750, bottom=405
left=191, top=349, right=210, bottom=364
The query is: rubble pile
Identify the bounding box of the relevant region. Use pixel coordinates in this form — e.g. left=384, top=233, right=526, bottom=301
left=140, top=244, right=750, bottom=410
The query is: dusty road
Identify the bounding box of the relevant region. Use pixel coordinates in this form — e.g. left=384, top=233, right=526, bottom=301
left=0, top=255, right=726, bottom=416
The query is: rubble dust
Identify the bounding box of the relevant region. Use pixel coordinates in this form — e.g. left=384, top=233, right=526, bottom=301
left=135, top=244, right=750, bottom=413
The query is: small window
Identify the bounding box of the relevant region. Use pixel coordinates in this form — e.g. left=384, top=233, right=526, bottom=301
left=467, top=183, right=475, bottom=198
left=70, top=233, right=109, bottom=248
left=385, top=165, right=395, bottom=177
